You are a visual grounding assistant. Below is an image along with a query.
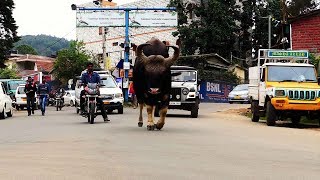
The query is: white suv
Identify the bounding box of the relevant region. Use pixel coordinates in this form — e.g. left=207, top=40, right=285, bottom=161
left=75, top=70, right=124, bottom=114
left=0, top=82, right=13, bottom=119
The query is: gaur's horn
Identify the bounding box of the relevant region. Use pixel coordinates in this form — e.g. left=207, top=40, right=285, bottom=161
left=165, top=45, right=180, bottom=67
left=136, top=43, right=151, bottom=64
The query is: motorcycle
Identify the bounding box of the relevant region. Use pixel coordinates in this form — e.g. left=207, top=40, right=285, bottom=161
left=55, top=93, right=64, bottom=111
left=83, top=83, right=100, bottom=124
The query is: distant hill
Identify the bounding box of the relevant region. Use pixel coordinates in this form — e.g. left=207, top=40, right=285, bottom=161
left=13, top=35, right=70, bottom=57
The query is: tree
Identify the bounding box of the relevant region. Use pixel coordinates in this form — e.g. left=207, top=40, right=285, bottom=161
left=16, top=44, right=38, bottom=55
left=0, top=0, right=19, bottom=67
left=54, top=41, right=91, bottom=84
left=0, top=67, right=19, bottom=79
left=287, top=0, right=319, bottom=17
left=169, top=0, right=240, bottom=58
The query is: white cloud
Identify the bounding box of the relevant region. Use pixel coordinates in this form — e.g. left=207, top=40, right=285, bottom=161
left=13, top=0, right=137, bottom=40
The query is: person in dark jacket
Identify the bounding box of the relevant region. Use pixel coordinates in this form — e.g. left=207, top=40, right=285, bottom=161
left=37, top=77, right=51, bottom=116
left=24, top=77, right=37, bottom=116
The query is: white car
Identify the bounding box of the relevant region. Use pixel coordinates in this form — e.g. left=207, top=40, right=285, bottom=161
left=15, top=85, right=39, bottom=110
left=75, top=70, right=124, bottom=114
left=0, top=82, right=13, bottom=119
left=63, top=90, right=75, bottom=106
left=228, top=84, right=249, bottom=104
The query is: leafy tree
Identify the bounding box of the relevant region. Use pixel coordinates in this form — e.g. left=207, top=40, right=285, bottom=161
left=0, top=67, right=19, bottom=79
left=16, top=44, right=38, bottom=55
left=169, top=0, right=240, bottom=58
left=0, top=0, right=19, bottom=67
left=54, top=41, right=90, bottom=84
left=287, top=0, right=319, bottom=17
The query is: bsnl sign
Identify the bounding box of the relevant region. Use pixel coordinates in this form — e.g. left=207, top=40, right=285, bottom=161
left=268, top=50, right=309, bottom=58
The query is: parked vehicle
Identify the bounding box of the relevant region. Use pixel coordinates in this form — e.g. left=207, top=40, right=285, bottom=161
left=63, top=90, right=75, bottom=106
left=228, top=84, right=249, bottom=104
left=14, top=85, right=39, bottom=110
left=249, top=49, right=320, bottom=126
left=0, top=82, right=14, bottom=119
left=0, top=79, right=25, bottom=102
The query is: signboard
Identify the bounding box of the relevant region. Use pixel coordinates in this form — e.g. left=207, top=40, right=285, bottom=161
left=267, top=50, right=309, bottom=58
left=199, top=81, right=236, bottom=103
left=76, top=11, right=177, bottom=27
left=129, top=11, right=178, bottom=27
left=76, top=11, right=125, bottom=27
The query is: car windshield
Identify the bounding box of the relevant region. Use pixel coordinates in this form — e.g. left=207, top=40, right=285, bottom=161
left=233, top=84, right=248, bottom=91
left=8, top=81, right=25, bottom=91
left=268, top=66, right=317, bottom=82
left=17, top=87, right=25, bottom=94
left=171, top=71, right=197, bottom=82
left=100, top=78, right=117, bottom=88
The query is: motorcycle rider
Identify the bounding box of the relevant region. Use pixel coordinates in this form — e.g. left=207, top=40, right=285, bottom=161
left=37, top=77, right=50, bottom=116
left=55, top=86, right=66, bottom=105
left=80, top=62, right=109, bottom=121
left=24, top=76, right=37, bottom=116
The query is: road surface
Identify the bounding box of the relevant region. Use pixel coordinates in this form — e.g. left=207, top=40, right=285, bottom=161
left=0, top=103, right=319, bottom=179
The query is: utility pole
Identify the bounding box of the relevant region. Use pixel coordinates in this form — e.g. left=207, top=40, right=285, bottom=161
left=268, top=15, right=272, bottom=49
left=100, top=0, right=107, bottom=70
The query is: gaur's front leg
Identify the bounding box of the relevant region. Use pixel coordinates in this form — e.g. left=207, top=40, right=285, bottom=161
left=146, top=105, right=155, bottom=130
left=156, top=106, right=168, bottom=130
left=138, top=103, right=144, bottom=127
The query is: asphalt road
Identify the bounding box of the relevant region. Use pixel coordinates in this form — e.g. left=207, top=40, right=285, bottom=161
left=0, top=103, right=319, bottom=180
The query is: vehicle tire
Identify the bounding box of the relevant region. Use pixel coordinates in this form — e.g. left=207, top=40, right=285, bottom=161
left=56, top=103, right=59, bottom=111
left=291, top=116, right=301, bottom=125
left=191, top=103, right=199, bottom=118
left=118, top=105, right=123, bottom=114
left=16, top=106, right=20, bottom=111
left=107, top=109, right=113, bottom=113
left=89, top=103, right=95, bottom=124
left=266, top=101, right=277, bottom=126
left=251, top=100, right=260, bottom=122
left=0, top=109, right=5, bottom=119
left=70, top=100, right=74, bottom=107
left=229, top=101, right=233, bottom=104
left=154, top=105, right=160, bottom=117
left=6, top=109, right=13, bottom=117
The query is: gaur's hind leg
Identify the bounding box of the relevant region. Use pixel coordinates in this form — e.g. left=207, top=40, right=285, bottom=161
left=138, top=103, right=144, bottom=127
left=146, top=105, right=155, bottom=131
left=156, top=106, right=168, bottom=130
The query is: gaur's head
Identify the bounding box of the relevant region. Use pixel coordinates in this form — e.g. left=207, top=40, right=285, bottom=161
left=137, top=38, right=180, bottom=95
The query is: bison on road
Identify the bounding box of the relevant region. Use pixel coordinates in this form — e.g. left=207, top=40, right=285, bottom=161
left=133, top=38, right=180, bottom=130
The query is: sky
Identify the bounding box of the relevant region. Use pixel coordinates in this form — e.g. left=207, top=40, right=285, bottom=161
left=13, top=0, right=138, bottom=40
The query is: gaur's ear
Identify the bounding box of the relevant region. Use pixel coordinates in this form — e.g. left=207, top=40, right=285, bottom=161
left=136, top=43, right=151, bottom=64
left=165, top=45, right=180, bottom=67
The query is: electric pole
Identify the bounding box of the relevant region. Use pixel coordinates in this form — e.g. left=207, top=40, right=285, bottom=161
left=101, top=0, right=107, bottom=70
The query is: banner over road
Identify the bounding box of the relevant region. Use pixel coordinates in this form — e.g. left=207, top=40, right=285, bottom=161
left=76, top=11, right=177, bottom=27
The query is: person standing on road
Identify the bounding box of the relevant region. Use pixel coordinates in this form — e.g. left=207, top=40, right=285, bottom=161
left=37, top=77, right=50, bottom=116
left=129, top=81, right=137, bottom=109
left=24, top=77, right=37, bottom=116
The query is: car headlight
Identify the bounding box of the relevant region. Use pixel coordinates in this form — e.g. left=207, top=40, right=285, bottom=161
left=275, top=90, right=286, bottom=97
left=115, top=93, right=123, bottom=98
left=176, top=95, right=180, bottom=99
left=182, top=88, right=189, bottom=95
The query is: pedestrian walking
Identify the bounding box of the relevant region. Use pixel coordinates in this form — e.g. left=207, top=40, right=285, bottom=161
left=37, top=77, right=50, bottom=116
left=24, top=77, right=37, bottom=116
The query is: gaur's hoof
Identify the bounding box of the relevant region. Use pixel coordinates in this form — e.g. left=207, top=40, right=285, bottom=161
left=147, top=125, right=155, bottom=131
left=156, top=123, right=165, bottom=130
left=138, top=122, right=143, bottom=127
